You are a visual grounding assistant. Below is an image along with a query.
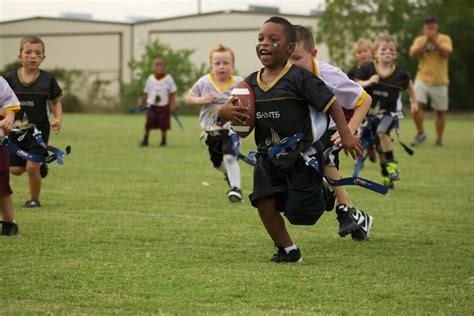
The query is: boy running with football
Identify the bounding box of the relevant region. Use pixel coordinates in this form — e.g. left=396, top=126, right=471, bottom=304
left=186, top=44, right=244, bottom=202
left=289, top=25, right=374, bottom=241
left=219, top=17, right=363, bottom=263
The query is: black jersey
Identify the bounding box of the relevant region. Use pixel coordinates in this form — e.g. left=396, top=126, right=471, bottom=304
left=245, top=62, right=335, bottom=170
left=356, top=61, right=410, bottom=113
left=5, top=69, right=62, bottom=124
left=346, top=65, right=361, bottom=80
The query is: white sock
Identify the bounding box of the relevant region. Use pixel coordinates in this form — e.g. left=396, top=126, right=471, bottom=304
left=284, top=244, right=297, bottom=253
left=216, top=164, right=226, bottom=173
left=223, top=154, right=241, bottom=189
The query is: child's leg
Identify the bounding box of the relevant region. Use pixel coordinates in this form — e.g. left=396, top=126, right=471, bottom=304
left=222, top=154, right=240, bottom=189
left=0, top=195, right=14, bottom=222
left=324, top=165, right=351, bottom=206
left=160, top=129, right=167, bottom=146
left=10, top=166, right=26, bottom=176
left=26, top=161, right=41, bottom=202
left=257, top=197, right=293, bottom=248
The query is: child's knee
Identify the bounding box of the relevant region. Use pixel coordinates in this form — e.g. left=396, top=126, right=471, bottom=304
left=10, top=166, right=25, bottom=176
left=223, top=154, right=237, bottom=165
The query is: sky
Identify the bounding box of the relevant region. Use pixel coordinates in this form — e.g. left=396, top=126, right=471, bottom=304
left=0, top=0, right=326, bottom=23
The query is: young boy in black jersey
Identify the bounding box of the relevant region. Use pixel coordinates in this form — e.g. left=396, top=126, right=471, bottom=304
left=5, top=36, right=63, bottom=208
left=219, top=17, right=363, bottom=263
left=355, top=35, right=418, bottom=188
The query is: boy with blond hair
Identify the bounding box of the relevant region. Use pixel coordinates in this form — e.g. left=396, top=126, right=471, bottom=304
left=5, top=35, right=63, bottom=208
left=289, top=25, right=374, bottom=241
left=186, top=44, right=244, bottom=202
left=355, top=35, right=418, bottom=188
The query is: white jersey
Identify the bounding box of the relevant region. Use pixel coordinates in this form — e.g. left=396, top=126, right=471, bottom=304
left=312, top=60, right=367, bottom=130
left=188, top=73, right=244, bottom=131
left=144, top=74, right=177, bottom=107
left=0, top=76, right=21, bottom=115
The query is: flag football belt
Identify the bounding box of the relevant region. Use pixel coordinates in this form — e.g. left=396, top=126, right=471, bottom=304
left=229, top=132, right=257, bottom=166
left=265, top=132, right=387, bottom=195
left=353, top=111, right=414, bottom=177
left=4, top=127, right=71, bottom=165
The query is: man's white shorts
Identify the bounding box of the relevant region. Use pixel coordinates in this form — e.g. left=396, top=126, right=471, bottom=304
left=414, top=80, right=449, bottom=111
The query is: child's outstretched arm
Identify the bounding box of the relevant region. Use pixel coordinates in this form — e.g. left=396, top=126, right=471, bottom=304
left=50, top=97, right=62, bottom=134
left=331, top=93, right=372, bottom=146
left=356, top=75, right=379, bottom=88
left=407, top=80, right=419, bottom=113
left=328, top=100, right=364, bottom=159
left=0, top=109, right=16, bottom=133
left=186, top=93, right=215, bottom=105
left=218, top=96, right=248, bottom=125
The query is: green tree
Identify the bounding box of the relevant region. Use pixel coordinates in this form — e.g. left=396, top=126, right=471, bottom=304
left=125, top=39, right=208, bottom=102
left=317, top=0, right=474, bottom=110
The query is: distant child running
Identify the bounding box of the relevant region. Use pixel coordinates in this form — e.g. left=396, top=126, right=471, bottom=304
left=219, top=17, right=363, bottom=263
left=5, top=35, right=63, bottom=208
left=187, top=44, right=244, bottom=202
left=289, top=25, right=374, bottom=241
left=139, top=58, right=177, bottom=147
left=355, top=35, right=418, bottom=188
left=0, top=77, right=21, bottom=235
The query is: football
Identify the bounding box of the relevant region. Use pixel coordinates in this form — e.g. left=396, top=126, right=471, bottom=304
left=230, top=81, right=255, bottom=138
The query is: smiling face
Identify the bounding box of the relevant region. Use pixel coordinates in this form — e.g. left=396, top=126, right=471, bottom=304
left=18, top=42, right=45, bottom=71
left=376, top=40, right=397, bottom=64
left=255, top=22, right=295, bottom=70
left=211, top=51, right=234, bottom=82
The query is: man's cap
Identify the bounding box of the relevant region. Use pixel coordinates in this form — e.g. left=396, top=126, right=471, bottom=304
left=424, top=16, right=438, bottom=23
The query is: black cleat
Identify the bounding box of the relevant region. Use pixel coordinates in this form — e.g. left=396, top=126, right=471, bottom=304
left=160, top=140, right=167, bottom=147
left=40, top=163, right=49, bottom=178
left=336, top=204, right=365, bottom=237
left=140, top=140, right=149, bottom=147
left=270, top=247, right=302, bottom=263
left=24, top=200, right=41, bottom=208
left=351, top=211, right=374, bottom=242
left=1, top=221, right=19, bottom=236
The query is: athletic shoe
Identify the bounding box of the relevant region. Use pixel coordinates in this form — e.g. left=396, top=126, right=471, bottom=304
left=139, top=140, right=149, bottom=147
left=351, top=211, right=374, bottom=242
left=384, top=161, right=400, bottom=181
left=40, top=163, right=49, bottom=178
left=270, top=247, right=302, bottom=263
left=434, top=139, right=444, bottom=147
left=228, top=187, right=242, bottom=202
left=24, top=200, right=41, bottom=208
left=1, top=221, right=19, bottom=236
left=383, top=176, right=395, bottom=189
left=322, top=180, right=336, bottom=212
left=160, top=140, right=167, bottom=147
left=410, top=133, right=426, bottom=146
left=336, top=204, right=365, bottom=237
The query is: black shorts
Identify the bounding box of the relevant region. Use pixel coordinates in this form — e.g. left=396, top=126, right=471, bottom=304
left=204, top=130, right=235, bottom=168
left=145, top=105, right=170, bottom=131
left=9, top=122, right=50, bottom=167
left=249, top=153, right=326, bottom=225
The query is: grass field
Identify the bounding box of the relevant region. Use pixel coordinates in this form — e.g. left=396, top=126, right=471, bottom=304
left=1, top=112, right=473, bottom=314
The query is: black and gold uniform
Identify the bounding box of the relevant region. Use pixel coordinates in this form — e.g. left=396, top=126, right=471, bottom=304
left=246, top=62, right=335, bottom=225
left=5, top=69, right=62, bottom=166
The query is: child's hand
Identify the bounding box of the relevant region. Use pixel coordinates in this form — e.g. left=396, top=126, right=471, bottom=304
left=340, top=131, right=364, bottom=159
left=51, top=118, right=62, bottom=134
left=0, top=117, right=14, bottom=133
left=200, top=94, right=216, bottom=104
left=410, top=101, right=419, bottom=113
left=218, top=96, right=249, bottom=125
left=330, top=125, right=357, bottom=147
left=369, top=74, right=380, bottom=85
left=170, top=103, right=177, bottom=113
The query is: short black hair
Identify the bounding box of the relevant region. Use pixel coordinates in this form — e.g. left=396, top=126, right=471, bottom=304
left=424, top=15, right=438, bottom=23
left=264, top=16, right=296, bottom=43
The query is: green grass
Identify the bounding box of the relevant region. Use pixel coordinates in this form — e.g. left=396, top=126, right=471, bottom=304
left=1, top=112, right=473, bottom=314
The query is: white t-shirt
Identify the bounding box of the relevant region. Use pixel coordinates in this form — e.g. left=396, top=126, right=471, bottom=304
left=188, top=73, right=243, bottom=131
left=312, top=60, right=367, bottom=130
left=144, top=74, right=177, bottom=107
left=0, top=76, right=20, bottom=114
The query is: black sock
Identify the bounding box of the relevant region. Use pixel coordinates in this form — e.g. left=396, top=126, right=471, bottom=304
left=143, top=135, right=149, bottom=142
left=384, top=151, right=394, bottom=161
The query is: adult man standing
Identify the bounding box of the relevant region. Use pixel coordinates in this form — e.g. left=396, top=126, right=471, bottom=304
left=409, top=16, right=453, bottom=147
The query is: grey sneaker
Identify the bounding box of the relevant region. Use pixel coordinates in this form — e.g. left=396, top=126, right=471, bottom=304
left=411, top=133, right=426, bottom=146
left=434, top=139, right=444, bottom=147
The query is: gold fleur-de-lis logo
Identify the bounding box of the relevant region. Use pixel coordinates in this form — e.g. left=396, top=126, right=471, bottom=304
left=265, top=129, right=297, bottom=159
